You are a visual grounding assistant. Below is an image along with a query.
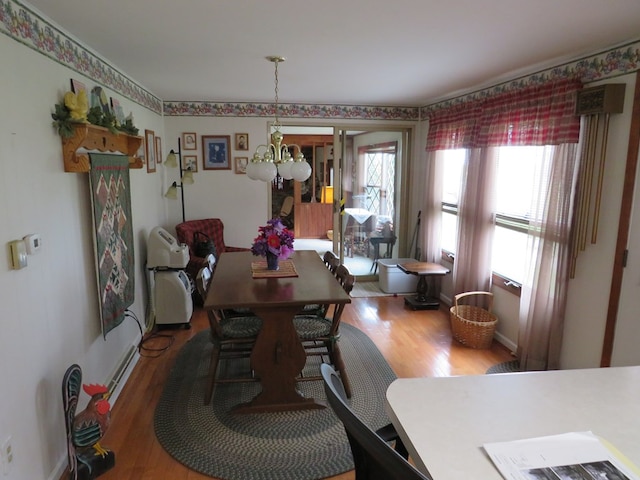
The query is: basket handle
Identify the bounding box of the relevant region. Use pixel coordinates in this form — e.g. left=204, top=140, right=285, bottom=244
left=453, top=291, right=493, bottom=312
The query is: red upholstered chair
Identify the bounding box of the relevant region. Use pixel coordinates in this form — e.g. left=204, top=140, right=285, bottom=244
left=175, top=219, right=249, bottom=292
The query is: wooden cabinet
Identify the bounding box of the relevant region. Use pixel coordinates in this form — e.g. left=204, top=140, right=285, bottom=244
left=281, top=134, right=334, bottom=239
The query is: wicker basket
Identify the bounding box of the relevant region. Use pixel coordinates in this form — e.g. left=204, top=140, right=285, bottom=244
left=449, top=291, right=498, bottom=349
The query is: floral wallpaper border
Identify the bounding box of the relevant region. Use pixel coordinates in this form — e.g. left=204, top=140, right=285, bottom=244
left=2, top=0, right=639, bottom=120
left=421, top=39, right=640, bottom=117
left=0, top=0, right=163, bottom=114
left=162, top=101, right=419, bottom=121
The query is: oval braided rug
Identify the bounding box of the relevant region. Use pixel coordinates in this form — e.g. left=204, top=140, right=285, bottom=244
left=154, top=323, right=397, bottom=480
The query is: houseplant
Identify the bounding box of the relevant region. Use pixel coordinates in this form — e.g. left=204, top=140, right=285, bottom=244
left=251, top=218, right=294, bottom=270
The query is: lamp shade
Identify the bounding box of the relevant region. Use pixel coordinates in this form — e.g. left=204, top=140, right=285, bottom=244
left=182, top=170, right=194, bottom=185
left=291, top=160, right=312, bottom=182
left=165, top=150, right=178, bottom=168
left=164, top=182, right=178, bottom=199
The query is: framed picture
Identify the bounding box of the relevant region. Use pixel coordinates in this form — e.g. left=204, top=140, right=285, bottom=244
left=184, top=155, right=198, bottom=172
left=234, top=157, right=248, bottom=174
left=235, top=133, right=249, bottom=151
left=70, top=78, right=86, bottom=95
left=182, top=132, right=197, bottom=150
left=155, top=136, right=163, bottom=164
left=145, top=129, right=156, bottom=173
left=202, top=135, right=231, bottom=170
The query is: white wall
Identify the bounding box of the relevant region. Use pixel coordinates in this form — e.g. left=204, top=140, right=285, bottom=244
left=563, top=73, right=638, bottom=368
left=0, top=34, right=166, bottom=480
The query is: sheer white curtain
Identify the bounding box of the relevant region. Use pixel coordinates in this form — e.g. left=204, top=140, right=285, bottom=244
left=421, top=150, right=443, bottom=264
left=452, top=147, right=496, bottom=298
left=518, top=143, right=580, bottom=370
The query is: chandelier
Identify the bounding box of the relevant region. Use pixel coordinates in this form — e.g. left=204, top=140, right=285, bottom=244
left=246, top=56, right=311, bottom=183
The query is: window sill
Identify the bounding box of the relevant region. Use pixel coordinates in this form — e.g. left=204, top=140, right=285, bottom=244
left=441, top=250, right=522, bottom=298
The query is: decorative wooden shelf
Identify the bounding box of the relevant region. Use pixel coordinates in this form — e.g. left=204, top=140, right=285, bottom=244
left=61, top=124, right=143, bottom=172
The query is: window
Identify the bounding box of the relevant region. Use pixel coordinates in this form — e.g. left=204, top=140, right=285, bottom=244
left=440, top=145, right=546, bottom=284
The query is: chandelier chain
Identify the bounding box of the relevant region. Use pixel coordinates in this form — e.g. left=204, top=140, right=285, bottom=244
left=274, top=59, right=280, bottom=125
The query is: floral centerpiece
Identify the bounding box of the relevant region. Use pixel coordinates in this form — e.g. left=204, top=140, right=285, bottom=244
left=251, top=218, right=295, bottom=270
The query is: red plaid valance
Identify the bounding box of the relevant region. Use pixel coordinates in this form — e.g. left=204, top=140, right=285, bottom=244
left=427, top=79, right=582, bottom=151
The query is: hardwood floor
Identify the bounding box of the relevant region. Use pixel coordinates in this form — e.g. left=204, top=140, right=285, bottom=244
left=89, top=296, right=514, bottom=480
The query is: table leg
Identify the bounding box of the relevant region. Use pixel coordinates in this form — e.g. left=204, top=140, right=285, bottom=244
left=404, top=274, right=441, bottom=310
left=232, top=305, right=325, bottom=413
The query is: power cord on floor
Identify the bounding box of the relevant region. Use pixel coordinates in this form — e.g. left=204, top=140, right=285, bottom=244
left=125, top=309, right=175, bottom=358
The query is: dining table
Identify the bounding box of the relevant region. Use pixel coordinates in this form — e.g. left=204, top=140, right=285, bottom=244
left=203, top=249, right=351, bottom=414
left=385, top=366, right=640, bottom=479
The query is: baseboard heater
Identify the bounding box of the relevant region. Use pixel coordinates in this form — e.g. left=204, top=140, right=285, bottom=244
left=107, top=343, right=140, bottom=404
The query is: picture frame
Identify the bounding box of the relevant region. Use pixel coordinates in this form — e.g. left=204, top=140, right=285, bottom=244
left=182, top=132, right=197, bottom=150
left=234, top=157, right=248, bottom=174
left=145, top=129, right=156, bottom=173
left=155, top=136, right=163, bottom=164
left=184, top=155, right=198, bottom=172
left=70, top=78, right=86, bottom=95
left=235, top=133, right=249, bottom=151
left=202, top=135, right=231, bottom=170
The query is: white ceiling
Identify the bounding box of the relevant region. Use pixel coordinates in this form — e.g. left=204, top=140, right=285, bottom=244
left=26, top=0, right=640, bottom=107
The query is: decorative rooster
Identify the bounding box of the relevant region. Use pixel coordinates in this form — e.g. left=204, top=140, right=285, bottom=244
left=72, top=383, right=112, bottom=456
left=63, top=364, right=115, bottom=480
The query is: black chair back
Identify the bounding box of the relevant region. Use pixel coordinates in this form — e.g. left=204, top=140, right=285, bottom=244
left=320, top=364, right=432, bottom=480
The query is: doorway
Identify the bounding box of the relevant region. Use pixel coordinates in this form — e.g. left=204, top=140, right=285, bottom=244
left=271, top=125, right=410, bottom=279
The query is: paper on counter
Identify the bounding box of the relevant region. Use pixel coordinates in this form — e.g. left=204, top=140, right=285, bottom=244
left=484, top=431, right=640, bottom=480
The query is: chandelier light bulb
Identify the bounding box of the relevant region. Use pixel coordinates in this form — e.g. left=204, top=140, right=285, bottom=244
left=291, top=160, right=312, bottom=182
left=246, top=160, right=261, bottom=180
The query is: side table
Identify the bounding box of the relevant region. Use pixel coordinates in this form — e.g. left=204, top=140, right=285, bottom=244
left=397, top=262, right=450, bottom=310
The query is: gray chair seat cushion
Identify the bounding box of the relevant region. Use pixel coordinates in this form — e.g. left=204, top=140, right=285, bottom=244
left=293, top=315, right=332, bottom=339
left=220, top=316, right=262, bottom=338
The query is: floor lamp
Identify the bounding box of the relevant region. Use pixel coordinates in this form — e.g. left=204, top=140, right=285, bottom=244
left=164, top=138, right=194, bottom=223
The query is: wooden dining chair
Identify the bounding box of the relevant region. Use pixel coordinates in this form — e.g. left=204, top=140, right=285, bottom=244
left=321, top=364, right=430, bottom=480
left=322, top=250, right=340, bottom=276
left=294, top=264, right=354, bottom=397
left=196, top=266, right=263, bottom=405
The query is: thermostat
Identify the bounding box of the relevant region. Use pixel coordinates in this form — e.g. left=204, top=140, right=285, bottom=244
left=23, top=234, right=42, bottom=255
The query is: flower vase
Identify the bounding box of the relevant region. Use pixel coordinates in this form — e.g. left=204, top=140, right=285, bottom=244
left=266, top=252, right=279, bottom=271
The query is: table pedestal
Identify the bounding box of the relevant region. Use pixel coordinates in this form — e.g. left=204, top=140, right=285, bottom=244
left=232, top=305, right=325, bottom=414
left=397, top=262, right=450, bottom=311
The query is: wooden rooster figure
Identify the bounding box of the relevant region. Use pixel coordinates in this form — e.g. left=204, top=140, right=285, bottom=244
left=63, top=364, right=115, bottom=480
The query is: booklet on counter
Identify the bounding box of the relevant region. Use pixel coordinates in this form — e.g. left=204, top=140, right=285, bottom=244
left=483, top=431, right=640, bottom=480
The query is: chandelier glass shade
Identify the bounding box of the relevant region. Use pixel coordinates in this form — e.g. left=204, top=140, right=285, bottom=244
left=248, top=56, right=311, bottom=183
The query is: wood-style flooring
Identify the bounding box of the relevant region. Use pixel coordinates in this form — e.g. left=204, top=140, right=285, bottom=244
left=87, top=296, right=514, bottom=480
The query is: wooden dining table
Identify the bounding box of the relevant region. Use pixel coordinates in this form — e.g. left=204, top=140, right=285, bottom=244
left=203, top=249, right=351, bottom=413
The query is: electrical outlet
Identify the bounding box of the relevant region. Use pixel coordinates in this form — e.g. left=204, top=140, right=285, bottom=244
left=1, top=436, right=12, bottom=476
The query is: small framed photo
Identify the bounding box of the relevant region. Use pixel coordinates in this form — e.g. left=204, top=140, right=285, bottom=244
left=155, top=136, right=163, bottom=164
left=184, top=155, right=198, bottom=172
left=70, top=78, right=86, bottom=95
left=182, top=132, right=197, bottom=150
left=145, top=129, right=156, bottom=173
left=234, top=157, right=248, bottom=174
left=235, top=133, right=249, bottom=151
left=202, top=135, right=231, bottom=170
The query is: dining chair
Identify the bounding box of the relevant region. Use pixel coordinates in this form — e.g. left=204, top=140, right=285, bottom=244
left=321, top=364, right=431, bottom=480
left=294, top=264, right=354, bottom=397
left=323, top=250, right=340, bottom=275
left=196, top=266, right=263, bottom=405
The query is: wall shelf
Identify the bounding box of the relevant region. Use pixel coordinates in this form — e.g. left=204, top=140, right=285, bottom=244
left=61, top=124, right=143, bottom=172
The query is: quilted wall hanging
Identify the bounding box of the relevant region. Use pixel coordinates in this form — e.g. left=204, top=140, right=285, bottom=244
left=89, top=153, right=135, bottom=337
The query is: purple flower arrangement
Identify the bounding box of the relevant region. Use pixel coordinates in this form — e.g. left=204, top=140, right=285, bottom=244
left=251, top=218, right=295, bottom=260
